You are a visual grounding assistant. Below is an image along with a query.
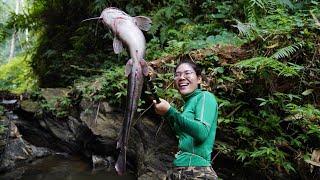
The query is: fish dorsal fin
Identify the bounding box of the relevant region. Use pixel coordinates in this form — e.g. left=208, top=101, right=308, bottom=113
left=133, top=16, right=152, bottom=31
left=113, top=37, right=124, bottom=54
left=125, top=59, right=133, bottom=76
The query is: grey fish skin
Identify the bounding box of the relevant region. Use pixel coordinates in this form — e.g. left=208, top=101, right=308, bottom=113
left=99, top=7, right=151, bottom=175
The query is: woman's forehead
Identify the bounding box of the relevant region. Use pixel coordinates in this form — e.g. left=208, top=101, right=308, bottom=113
left=176, top=63, right=194, bottom=72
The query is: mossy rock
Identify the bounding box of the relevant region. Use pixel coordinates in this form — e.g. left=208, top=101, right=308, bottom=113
left=20, top=100, right=40, bottom=113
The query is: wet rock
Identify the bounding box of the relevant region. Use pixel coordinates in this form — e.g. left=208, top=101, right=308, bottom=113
left=91, top=154, right=114, bottom=170
left=0, top=118, right=53, bottom=172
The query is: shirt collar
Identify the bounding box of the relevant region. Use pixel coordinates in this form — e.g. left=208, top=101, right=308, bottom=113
left=182, top=88, right=202, bottom=101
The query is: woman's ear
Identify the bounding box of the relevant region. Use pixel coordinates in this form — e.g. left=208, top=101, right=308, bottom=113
left=197, top=76, right=202, bottom=84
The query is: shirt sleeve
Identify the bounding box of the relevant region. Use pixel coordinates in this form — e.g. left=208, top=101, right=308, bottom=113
left=164, top=92, right=218, bottom=142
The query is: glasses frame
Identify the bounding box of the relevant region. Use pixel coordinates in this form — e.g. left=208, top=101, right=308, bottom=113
left=174, top=70, right=196, bottom=80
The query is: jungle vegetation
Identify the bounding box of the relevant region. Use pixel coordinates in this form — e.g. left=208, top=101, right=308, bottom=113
left=0, top=0, right=319, bottom=179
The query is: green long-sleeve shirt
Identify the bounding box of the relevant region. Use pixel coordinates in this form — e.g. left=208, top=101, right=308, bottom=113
left=164, top=89, right=218, bottom=167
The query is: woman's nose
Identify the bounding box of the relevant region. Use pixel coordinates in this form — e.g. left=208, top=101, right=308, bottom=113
left=176, top=75, right=186, bottom=80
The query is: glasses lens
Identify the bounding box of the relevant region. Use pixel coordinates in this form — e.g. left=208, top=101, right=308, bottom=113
left=174, top=70, right=194, bottom=79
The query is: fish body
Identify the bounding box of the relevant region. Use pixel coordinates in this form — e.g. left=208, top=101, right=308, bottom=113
left=100, top=7, right=151, bottom=175
left=100, top=7, right=151, bottom=60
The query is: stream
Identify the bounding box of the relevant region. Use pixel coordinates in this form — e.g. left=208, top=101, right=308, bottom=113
left=0, top=154, right=135, bottom=180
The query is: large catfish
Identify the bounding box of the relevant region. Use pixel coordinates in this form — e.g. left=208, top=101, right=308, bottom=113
left=100, top=7, right=151, bottom=175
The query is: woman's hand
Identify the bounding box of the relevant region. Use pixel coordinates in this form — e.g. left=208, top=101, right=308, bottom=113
left=153, top=98, right=170, bottom=116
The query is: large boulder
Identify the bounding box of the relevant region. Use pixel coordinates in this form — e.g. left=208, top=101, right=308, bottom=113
left=79, top=98, right=177, bottom=177
left=0, top=113, right=53, bottom=172
left=7, top=88, right=177, bottom=178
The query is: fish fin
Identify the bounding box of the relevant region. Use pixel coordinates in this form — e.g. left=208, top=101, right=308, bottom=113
left=134, top=16, right=152, bottom=31
left=125, top=59, right=133, bottom=76
left=113, top=37, right=124, bottom=54
left=140, top=59, right=149, bottom=76
left=115, top=149, right=126, bottom=175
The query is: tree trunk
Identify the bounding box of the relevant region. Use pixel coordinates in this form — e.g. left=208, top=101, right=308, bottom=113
left=8, top=0, right=20, bottom=61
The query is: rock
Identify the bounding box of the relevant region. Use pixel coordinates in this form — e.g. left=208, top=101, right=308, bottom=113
left=79, top=99, right=120, bottom=141
left=20, top=100, right=40, bottom=113
left=41, top=88, right=69, bottom=102
left=0, top=119, right=53, bottom=172
left=1, top=89, right=178, bottom=178
left=91, top=154, right=112, bottom=170
left=78, top=97, right=177, bottom=176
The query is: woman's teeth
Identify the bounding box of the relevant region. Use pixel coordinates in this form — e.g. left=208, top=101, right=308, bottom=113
left=179, top=83, right=189, bottom=87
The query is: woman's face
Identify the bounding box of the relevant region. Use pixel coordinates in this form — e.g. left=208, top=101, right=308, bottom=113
left=174, top=63, right=201, bottom=95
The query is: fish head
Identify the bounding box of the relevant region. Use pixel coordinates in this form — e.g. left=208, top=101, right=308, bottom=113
left=100, top=7, right=131, bottom=30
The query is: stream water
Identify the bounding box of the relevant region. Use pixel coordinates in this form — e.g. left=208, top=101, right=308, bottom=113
left=0, top=155, right=135, bottom=180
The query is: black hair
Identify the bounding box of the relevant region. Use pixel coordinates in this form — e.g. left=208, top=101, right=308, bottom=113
left=174, top=59, right=201, bottom=76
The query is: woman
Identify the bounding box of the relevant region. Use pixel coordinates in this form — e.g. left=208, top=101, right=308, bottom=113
left=153, top=59, right=219, bottom=180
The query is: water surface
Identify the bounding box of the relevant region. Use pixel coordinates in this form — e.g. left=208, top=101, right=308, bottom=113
left=0, top=155, right=135, bottom=180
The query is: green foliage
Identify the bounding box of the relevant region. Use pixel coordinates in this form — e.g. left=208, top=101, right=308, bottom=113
left=0, top=55, right=37, bottom=93
left=206, top=31, right=245, bottom=46
left=271, top=42, right=304, bottom=59
left=40, top=96, right=72, bottom=118
left=74, top=66, right=127, bottom=105
left=147, top=31, right=245, bottom=60
left=234, top=57, right=303, bottom=77
left=232, top=20, right=259, bottom=40
left=0, top=124, right=6, bottom=135
left=0, top=104, right=6, bottom=135
left=0, top=0, right=318, bottom=178
left=0, top=105, right=4, bottom=115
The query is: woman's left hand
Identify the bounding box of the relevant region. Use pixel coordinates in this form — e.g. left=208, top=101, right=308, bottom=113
left=153, top=98, right=170, bottom=116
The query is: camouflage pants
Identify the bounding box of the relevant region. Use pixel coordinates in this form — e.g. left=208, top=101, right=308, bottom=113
left=166, top=166, right=218, bottom=180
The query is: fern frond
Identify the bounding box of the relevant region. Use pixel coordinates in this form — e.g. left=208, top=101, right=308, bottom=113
left=232, top=19, right=256, bottom=38
left=234, top=57, right=302, bottom=77
left=250, top=0, right=266, bottom=10
left=277, top=0, right=294, bottom=10
left=271, top=42, right=304, bottom=59
left=245, top=5, right=257, bottom=22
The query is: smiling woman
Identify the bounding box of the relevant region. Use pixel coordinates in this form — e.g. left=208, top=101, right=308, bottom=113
left=153, top=59, right=219, bottom=180
left=173, top=61, right=202, bottom=95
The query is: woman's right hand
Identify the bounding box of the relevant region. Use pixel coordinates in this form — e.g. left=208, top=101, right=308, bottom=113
left=153, top=98, right=170, bottom=116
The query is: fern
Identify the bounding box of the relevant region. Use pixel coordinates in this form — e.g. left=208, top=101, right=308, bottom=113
left=277, top=0, right=294, bottom=10
left=250, top=0, right=266, bottom=10
left=246, top=4, right=257, bottom=22
left=271, top=42, right=304, bottom=59
left=234, top=57, right=302, bottom=77
left=232, top=19, right=257, bottom=39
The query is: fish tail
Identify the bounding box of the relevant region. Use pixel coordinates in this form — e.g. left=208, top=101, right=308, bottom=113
left=115, top=148, right=126, bottom=175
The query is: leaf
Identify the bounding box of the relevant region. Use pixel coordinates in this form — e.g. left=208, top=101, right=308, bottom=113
left=302, top=89, right=313, bottom=96
left=283, top=162, right=296, bottom=173
left=256, top=98, right=266, bottom=101
left=271, top=43, right=304, bottom=59
left=259, top=102, right=267, bottom=106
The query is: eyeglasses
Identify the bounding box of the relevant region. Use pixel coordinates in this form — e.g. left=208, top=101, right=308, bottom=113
left=174, top=70, right=195, bottom=79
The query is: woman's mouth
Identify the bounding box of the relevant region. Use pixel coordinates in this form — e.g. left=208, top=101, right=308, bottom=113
left=178, top=82, right=189, bottom=89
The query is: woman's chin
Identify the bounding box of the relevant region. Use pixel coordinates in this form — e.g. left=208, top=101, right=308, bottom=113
left=179, top=89, right=191, bottom=95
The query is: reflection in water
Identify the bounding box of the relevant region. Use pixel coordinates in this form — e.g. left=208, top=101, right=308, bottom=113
left=0, top=155, right=135, bottom=180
